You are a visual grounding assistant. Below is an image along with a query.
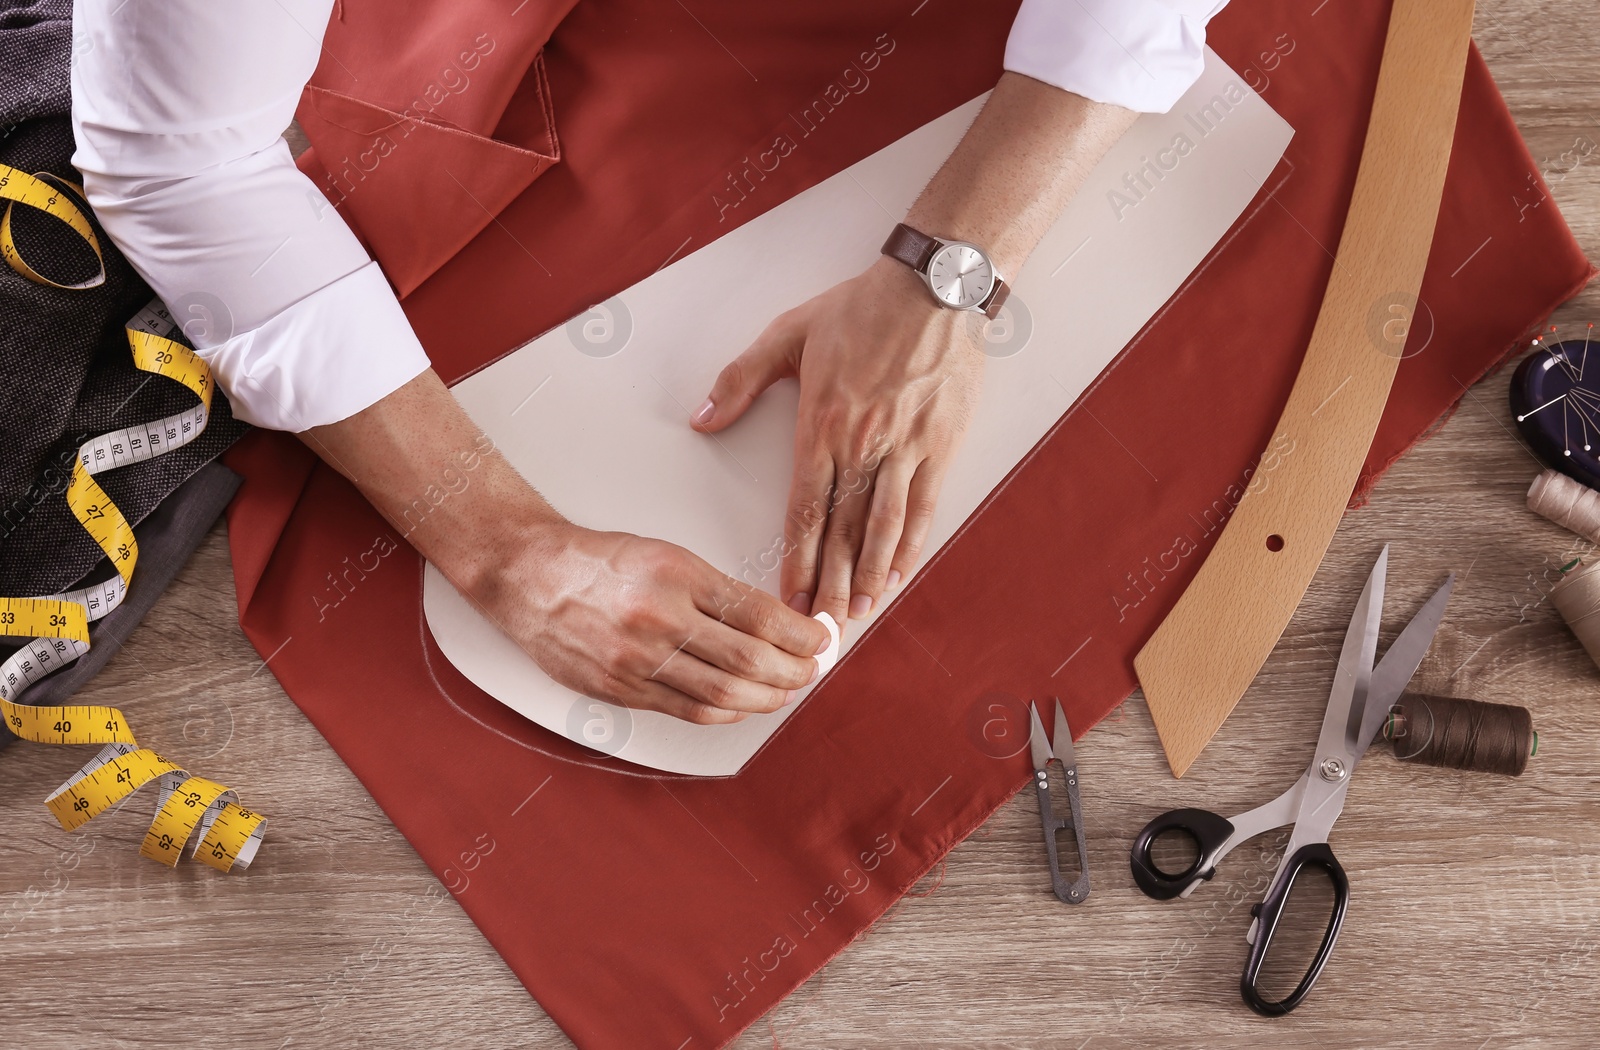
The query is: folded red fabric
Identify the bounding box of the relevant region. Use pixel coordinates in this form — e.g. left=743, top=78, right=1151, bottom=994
left=226, top=1, right=1594, bottom=1047
left=294, top=0, right=576, bottom=296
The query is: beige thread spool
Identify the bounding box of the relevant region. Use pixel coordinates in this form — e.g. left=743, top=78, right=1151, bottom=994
left=1527, top=469, right=1600, bottom=544
left=1550, top=558, right=1600, bottom=672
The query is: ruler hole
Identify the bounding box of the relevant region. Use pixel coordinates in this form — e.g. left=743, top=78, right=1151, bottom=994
left=1266, top=534, right=1285, bottom=552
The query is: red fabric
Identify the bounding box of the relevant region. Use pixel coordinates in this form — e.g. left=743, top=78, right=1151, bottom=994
left=295, top=0, right=577, bottom=295
left=226, top=2, right=1595, bottom=1047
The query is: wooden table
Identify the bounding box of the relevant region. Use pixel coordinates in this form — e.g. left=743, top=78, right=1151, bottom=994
left=3, top=4, right=1596, bottom=1046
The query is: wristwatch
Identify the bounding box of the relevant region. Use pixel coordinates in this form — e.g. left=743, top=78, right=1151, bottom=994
left=880, top=222, right=1010, bottom=319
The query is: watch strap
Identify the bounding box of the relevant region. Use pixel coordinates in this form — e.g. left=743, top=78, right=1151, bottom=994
left=881, top=222, right=939, bottom=273
left=981, top=279, right=1010, bottom=320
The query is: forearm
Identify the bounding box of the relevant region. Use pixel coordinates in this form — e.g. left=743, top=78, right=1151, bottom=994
left=303, top=370, right=829, bottom=722
left=904, top=72, right=1140, bottom=277
left=300, top=370, right=566, bottom=595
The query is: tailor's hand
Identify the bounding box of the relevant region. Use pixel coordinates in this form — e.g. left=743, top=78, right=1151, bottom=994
left=691, top=256, right=984, bottom=626
left=302, top=370, right=830, bottom=728
left=483, top=523, right=832, bottom=724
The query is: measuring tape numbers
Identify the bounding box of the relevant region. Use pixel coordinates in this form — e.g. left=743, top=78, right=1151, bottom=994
left=0, top=163, right=265, bottom=872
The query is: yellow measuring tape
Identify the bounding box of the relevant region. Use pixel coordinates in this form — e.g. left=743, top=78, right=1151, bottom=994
left=0, top=164, right=265, bottom=872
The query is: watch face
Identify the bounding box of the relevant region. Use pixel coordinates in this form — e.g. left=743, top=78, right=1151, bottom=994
left=927, top=242, right=994, bottom=310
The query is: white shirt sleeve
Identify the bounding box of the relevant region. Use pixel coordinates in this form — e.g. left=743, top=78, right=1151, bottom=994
left=1005, top=0, right=1232, bottom=114
left=70, top=0, right=431, bottom=432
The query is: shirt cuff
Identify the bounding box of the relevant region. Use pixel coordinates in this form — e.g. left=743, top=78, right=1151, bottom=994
left=1005, top=0, right=1224, bottom=114
left=199, top=260, right=432, bottom=431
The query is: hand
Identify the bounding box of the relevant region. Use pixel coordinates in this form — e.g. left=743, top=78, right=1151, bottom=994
left=692, top=256, right=984, bottom=625
left=479, top=524, right=832, bottom=724
left=305, top=372, right=833, bottom=727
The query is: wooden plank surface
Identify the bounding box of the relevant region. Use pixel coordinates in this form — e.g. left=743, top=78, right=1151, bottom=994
left=3, top=4, right=1597, bottom=1046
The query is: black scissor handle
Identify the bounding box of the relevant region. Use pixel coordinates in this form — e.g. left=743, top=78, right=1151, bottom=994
left=1240, top=841, right=1351, bottom=1016
left=1129, top=808, right=1237, bottom=900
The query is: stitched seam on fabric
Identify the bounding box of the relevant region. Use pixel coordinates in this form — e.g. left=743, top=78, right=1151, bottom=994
left=530, top=50, right=560, bottom=162
left=301, top=85, right=558, bottom=162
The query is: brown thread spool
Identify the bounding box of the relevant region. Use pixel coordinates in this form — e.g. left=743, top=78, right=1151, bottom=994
left=1383, top=692, right=1536, bottom=777
left=1550, top=558, right=1600, bottom=673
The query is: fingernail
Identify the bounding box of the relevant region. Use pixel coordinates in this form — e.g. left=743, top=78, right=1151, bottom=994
left=849, top=594, right=872, bottom=619
left=784, top=690, right=798, bottom=706
left=886, top=569, right=901, bottom=590
left=788, top=592, right=810, bottom=613
left=808, top=660, right=821, bottom=683
left=692, top=398, right=715, bottom=425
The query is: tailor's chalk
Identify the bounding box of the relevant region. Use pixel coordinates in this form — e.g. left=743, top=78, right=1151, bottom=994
left=813, top=611, right=841, bottom=679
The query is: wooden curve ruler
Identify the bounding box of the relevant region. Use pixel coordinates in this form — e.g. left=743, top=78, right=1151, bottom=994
left=1133, top=0, right=1478, bottom=777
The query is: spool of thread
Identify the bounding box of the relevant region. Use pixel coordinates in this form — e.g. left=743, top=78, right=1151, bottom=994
left=1384, top=692, right=1536, bottom=777
left=1527, top=469, right=1600, bottom=544
left=1550, top=558, right=1600, bottom=672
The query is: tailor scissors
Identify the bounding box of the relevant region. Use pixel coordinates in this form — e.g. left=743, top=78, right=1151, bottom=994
left=1029, top=700, right=1090, bottom=904
left=1129, top=546, right=1454, bottom=1015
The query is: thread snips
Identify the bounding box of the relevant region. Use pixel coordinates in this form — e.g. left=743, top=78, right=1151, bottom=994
left=1028, top=700, right=1090, bottom=904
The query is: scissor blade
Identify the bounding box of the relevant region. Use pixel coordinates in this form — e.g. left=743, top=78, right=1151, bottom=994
left=1353, top=572, right=1456, bottom=764
left=1289, top=548, right=1389, bottom=850
left=1028, top=703, right=1051, bottom=770
left=1320, top=546, right=1387, bottom=764
left=1051, top=700, right=1077, bottom=767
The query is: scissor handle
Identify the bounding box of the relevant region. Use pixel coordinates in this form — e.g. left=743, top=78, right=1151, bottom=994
left=1240, top=842, right=1351, bottom=1016
left=1033, top=767, right=1090, bottom=904
left=1129, top=808, right=1237, bottom=900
